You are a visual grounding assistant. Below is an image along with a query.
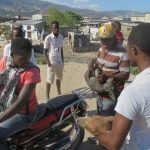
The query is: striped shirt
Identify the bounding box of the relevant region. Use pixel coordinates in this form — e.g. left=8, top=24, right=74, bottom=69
left=97, top=47, right=130, bottom=97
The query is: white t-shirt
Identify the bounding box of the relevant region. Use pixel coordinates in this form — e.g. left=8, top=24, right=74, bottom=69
left=3, top=43, right=36, bottom=65
left=115, top=68, right=150, bottom=150
left=3, top=43, right=11, bottom=57
left=44, top=33, right=63, bottom=65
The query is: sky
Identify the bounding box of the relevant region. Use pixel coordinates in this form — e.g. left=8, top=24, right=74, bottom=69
left=43, top=0, right=150, bottom=12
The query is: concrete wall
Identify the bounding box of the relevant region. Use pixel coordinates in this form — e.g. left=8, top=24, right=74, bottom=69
left=131, top=16, right=145, bottom=22
left=145, top=14, right=150, bottom=23
left=68, top=32, right=91, bottom=52
left=60, top=26, right=77, bottom=37
left=23, top=22, right=45, bottom=40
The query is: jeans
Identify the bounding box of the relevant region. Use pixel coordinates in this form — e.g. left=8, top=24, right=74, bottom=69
left=97, top=97, right=116, bottom=116
left=0, top=108, right=38, bottom=149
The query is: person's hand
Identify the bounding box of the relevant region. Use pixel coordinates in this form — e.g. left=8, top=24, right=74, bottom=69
left=96, top=74, right=107, bottom=84
left=88, top=59, right=98, bottom=70
left=88, top=61, right=94, bottom=70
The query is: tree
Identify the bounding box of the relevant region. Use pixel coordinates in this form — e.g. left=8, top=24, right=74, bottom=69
left=47, top=8, right=82, bottom=26
left=0, top=24, right=11, bottom=41
left=65, top=11, right=83, bottom=26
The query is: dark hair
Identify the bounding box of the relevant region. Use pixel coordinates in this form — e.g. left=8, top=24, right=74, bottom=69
left=51, top=20, right=59, bottom=26
left=11, top=37, right=32, bottom=55
left=113, top=21, right=121, bottom=30
left=128, top=23, right=150, bottom=56
left=11, top=26, right=24, bottom=38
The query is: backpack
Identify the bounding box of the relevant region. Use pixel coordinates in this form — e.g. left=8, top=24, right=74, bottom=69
left=0, top=63, right=36, bottom=112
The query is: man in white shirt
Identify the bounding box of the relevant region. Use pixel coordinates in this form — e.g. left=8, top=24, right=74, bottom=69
left=44, top=20, right=64, bottom=99
left=3, top=27, right=36, bottom=65
left=96, top=23, right=150, bottom=150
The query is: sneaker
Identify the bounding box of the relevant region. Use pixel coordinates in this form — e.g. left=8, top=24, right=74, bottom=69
left=87, top=136, right=97, bottom=144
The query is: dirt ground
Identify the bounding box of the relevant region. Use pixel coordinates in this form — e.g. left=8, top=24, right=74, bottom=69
left=36, top=63, right=134, bottom=150
left=0, top=39, right=134, bottom=150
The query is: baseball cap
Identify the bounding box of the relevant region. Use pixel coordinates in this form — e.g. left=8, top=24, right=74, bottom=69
left=99, top=23, right=115, bottom=39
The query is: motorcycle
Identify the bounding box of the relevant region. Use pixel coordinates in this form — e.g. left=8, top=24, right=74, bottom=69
left=0, top=87, right=92, bottom=150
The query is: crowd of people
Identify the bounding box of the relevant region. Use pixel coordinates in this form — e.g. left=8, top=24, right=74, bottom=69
left=0, top=20, right=150, bottom=150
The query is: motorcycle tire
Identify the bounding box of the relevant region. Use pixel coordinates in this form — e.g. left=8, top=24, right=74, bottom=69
left=66, top=125, right=85, bottom=150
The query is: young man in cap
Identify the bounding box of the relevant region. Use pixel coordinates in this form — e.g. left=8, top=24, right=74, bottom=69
left=88, top=23, right=130, bottom=144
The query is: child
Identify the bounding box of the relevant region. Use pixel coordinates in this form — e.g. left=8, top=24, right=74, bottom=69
left=0, top=37, right=41, bottom=149
left=113, top=21, right=124, bottom=45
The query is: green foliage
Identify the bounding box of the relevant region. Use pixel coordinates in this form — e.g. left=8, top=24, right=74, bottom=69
left=0, top=24, right=11, bottom=40
left=36, top=54, right=47, bottom=65
left=130, top=66, right=139, bottom=75
left=47, top=8, right=82, bottom=26
left=63, top=11, right=82, bottom=26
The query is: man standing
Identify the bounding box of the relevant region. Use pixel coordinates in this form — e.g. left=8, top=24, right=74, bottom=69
left=97, top=23, right=150, bottom=150
left=3, top=26, right=36, bottom=65
left=44, top=21, right=64, bottom=100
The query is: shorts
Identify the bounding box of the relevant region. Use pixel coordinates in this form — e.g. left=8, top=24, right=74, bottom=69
left=47, top=64, right=64, bottom=84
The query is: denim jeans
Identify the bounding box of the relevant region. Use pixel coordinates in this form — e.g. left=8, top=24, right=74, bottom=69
left=97, top=98, right=116, bottom=116
left=0, top=108, right=38, bottom=149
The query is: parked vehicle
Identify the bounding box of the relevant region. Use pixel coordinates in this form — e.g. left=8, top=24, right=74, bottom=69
left=0, top=87, right=92, bottom=150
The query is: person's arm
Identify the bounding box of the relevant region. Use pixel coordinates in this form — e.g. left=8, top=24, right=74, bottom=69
left=61, top=35, right=64, bottom=63
left=44, top=37, right=51, bottom=67
left=30, top=48, right=36, bottom=65
left=0, top=83, right=36, bottom=122
left=118, top=32, right=124, bottom=45
left=0, top=56, right=7, bottom=72
left=3, top=45, right=9, bottom=57
left=97, top=86, right=138, bottom=150
left=61, top=47, right=64, bottom=63
left=44, top=48, right=51, bottom=67
left=97, top=113, right=132, bottom=150
left=107, top=71, right=129, bottom=81
left=107, top=53, right=130, bottom=81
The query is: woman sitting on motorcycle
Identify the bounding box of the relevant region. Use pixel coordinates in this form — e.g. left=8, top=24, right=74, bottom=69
left=0, top=37, right=41, bottom=149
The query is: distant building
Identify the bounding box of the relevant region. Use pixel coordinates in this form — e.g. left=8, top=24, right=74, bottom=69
left=145, top=13, right=150, bottom=23
left=32, top=13, right=49, bottom=21
left=131, top=16, right=145, bottom=23
left=111, top=16, right=123, bottom=21
left=101, top=16, right=109, bottom=21
left=82, top=17, right=91, bottom=23
left=12, top=20, right=45, bottom=40
left=130, top=13, right=150, bottom=23
left=14, top=15, right=32, bottom=20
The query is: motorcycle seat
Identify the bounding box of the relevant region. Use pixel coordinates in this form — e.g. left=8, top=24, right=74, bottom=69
left=46, top=93, right=80, bottom=113
left=30, top=93, right=80, bottom=129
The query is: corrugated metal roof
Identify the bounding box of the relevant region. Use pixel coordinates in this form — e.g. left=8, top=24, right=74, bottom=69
left=13, top=20, right=44, bottom=25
